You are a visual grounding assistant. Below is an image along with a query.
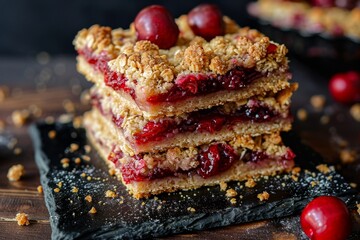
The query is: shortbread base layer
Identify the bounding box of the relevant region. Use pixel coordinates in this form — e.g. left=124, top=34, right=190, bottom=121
left=77, top=55, right=291, bottom=118
left=85, top=111, right=294, bottom=199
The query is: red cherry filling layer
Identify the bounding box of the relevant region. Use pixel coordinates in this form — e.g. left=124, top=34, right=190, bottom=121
left=108, top=143, right=295, bottom=183
left=91, top=94, right=287, bottom=145
left=79, top=47, right=265, bottom=104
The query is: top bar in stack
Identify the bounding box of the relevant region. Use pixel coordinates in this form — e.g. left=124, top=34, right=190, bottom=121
left=74, top=4, right=298, bottom=199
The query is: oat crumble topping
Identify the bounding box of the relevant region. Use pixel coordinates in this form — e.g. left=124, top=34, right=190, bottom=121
left=7, top=164, right=25, bottom=181
left=245, top=178, right=256, bottom=188
left=15, top=213, right=30, bottom=226
left=219, top=182, right=228, bottom=191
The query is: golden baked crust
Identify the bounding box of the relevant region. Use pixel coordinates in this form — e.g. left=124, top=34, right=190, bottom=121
left=74, top=14, right=289, bottom=97
left=85, top=111, right=294, bottom=199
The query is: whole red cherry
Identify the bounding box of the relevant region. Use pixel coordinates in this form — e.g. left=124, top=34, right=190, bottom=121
left=134, top=5, right=179, bottom=49
left=188, top=4, right=224, bottom=41
left=311, top=0, right=335, bottom=7
left=329, top=71, right=360, bottom=104
left=300, top=196, right=351, bottom=240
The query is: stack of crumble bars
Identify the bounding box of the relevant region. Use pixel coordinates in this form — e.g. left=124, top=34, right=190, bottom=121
left=74, top=15, right=298, bottom=199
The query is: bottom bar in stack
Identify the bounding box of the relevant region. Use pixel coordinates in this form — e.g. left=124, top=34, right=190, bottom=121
left=84, top=109, right=295, bottom=199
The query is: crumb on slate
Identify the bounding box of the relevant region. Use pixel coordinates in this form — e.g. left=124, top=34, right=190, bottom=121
left=80, top=172, right=86, bottom=178
left=296, top=108, right=307, bottom=121
left=350, top=104, right=360, bottom=122
left=85, top=195, right=92, bottom=203
left=54, top=188, right=60, bottom=193
left=310, top=95, right=326, bottom=110
left=230, top=198, right=237, bottom=205
left=187, top=207, right=196, bottom=213
left=82, top=155, right=91, bottom=162
left=219, top=182, right=227, bottom=191
left=226, top=188, right=238, bottom=198
left=16, top=213, right=30, bottom=226
left=257, top=191, right=270, bottom=201
left=291, top=167, right=301, bottom=175
left=89, top=207, right=97, bottom=214
left=108, top=168, right=116, bottom=176
left=37, top=185, right=43, bottom=194
left=245, top=178, right=256, bottom=188
left=56, top=182, right=63, bottom=188
left=340, top=149, right=357, bottom=164
left=74, top=157, right=81, bottom=165
left=316, top=164, right=331, bottom=174
left=84, top=145, right=91, bottom=153
left=48, top=130, right=56, bottom=139
left=11, top=110, right=31, bottom=127
left=70, top=143, right=79, bottom=152
left=7, top=164, right=25, bottom=181
left=105, top=190, right=117, bottom=198
left=71, top=186, right=79, bottom=193
left=350, top=182, right=357, bottom=188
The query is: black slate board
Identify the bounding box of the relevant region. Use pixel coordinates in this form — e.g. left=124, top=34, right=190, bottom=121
left=30, top=121, right=359, bottom=240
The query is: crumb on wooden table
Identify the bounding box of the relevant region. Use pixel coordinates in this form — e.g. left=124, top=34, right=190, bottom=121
left=245, top=178, right=256, bottom=188
left=257, top=191, right=270, bottom=201
left=37, top=185, right=43, bottom=194
left=63, top=99, right=76, bottom=113
left=15, top=213, right=30, bottom=226
left=7, top=164, right=25, bottom=181
left=11, top=110, right=31, bottom=127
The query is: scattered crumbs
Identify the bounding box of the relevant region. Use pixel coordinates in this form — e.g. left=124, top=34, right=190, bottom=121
left=119, top=200, right=124, bottom=204
left=48, top=130, right=56, bottom=139
left=73, top=116, right=83, bottom=128
left=230, top=198, right=237, bottom=205
left=340, top=149, right=357, bottom=164
left=157, top=205, right=162, bottom=210
left=57, top=182, right=63, bottom=188
left=350, top=182, right=357, bottom=188
left=226, top=188, right=238, bottom=198
left=187, top=207, right=196, bottom=213
left=70, top=143, right=79, bottom=152
left=291, top=175, right=299, bottom=182
left=141, top=202, right=145, bottom=206
left=154, top=196, right=159, bottom=201
left=85, top=195, right=92, bottom=203
left=263, top=176, right=269, bottom=180
left=245, top=178, right=256, bottom=188
left=239, top=195, right=243, bottom=199
left=257, top=191, right=270, bottom=201
left=357, top=204, right=360, bottom=215
left=63, top=99, right=76, bottom=113
left=350, top=103, right=360, bottom=122
left=37, top=185, right=43, bottom=194
left=13, top=147, right=22, bottom=155
left=11, top=110, right=31, bottom=127
left=7, top=164, right=25, bottom=181
left=239, top=185, right=244, bottom=189
left=310, top=95, right=326, bottom=110
left=108, top=168, right=116, bottom=176
left=316, top=164, right=331, bottom=174
left=89, top=207, right=97, bottom=214
left=291, top=167, right=301, bottom=175
left=45, top=116, right=55, bottom=124
left=74, top=157, right=81, bottom=165
left=281, top=182, right=286, bottom=187
left=84, top=145, right=91, bottom=153
left=296, top=108, right=308, bottom=121
left=54, top=188, right=60, bottom=193
left=105, top=190, right=117, bottom=198
left=311, top=181, right=318, bottom=187
left=15, top=213, right=30, bottom=226
left=60, top=158, right=70, bottom=164
left=219, top=182, right=227, bottom=191
left=0, top=85, right=9, bottom=102
left=326, top=175, right=333, bottom=181
left=71, top=186, right=79, bottom=193
left=82, top=155, right=91, bottom=162
left=320, top=115, right=330, bottom=125
left=80, top=172, right=86, bottom=178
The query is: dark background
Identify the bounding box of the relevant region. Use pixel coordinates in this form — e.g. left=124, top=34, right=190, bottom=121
left=0, top=0, right=254, bottom=56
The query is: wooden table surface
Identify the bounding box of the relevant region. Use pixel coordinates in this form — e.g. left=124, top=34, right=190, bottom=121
left=0, top=55, right=359, bottom=239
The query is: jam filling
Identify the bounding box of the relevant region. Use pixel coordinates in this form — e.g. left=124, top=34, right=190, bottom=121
left=108, top=143, right=295, bottom=184
left=91, top=94, right=284, bottom=145
left=79, top=47, right=266, bottom=104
